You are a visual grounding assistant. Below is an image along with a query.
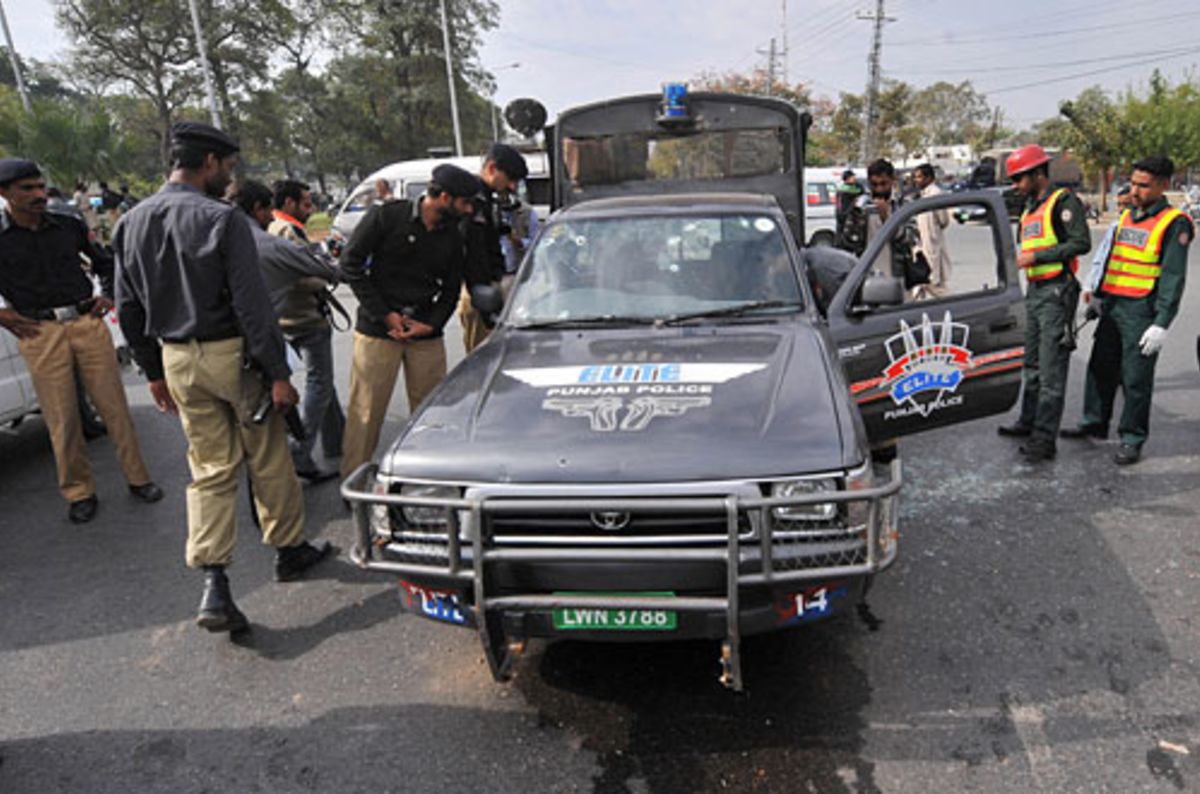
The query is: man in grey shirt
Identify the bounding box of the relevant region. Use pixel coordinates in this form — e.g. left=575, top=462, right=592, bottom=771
left=113, top=122, right=332, bottom=635
left=229, top=178, right=344, bottom=482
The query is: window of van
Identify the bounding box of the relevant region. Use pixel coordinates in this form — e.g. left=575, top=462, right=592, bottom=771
left=806, top=182, right=836, bottom=206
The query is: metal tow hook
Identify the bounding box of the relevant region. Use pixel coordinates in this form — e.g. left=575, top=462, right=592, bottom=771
left=718, top=641, right=735, bottom=689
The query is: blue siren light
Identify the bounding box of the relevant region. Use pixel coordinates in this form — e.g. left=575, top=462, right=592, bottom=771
left=661, top=82, right=689, bottom=118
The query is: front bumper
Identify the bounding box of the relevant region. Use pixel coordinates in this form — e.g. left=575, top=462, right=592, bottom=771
left=341, top=460, right=902, bottom=690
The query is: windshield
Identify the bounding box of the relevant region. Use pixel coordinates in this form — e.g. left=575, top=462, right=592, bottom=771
left=506, top=212, right=802, bottom=324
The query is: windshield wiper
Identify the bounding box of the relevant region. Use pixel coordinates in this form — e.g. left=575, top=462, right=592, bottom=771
left=511, top=315, right=659, bottom=330
left=661, top=300, right=802, bottom=326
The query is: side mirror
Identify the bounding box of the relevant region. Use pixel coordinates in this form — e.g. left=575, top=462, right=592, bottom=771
left=851, top=272, right=904, bottom=314
left=470, top=284, right=504, bottom=317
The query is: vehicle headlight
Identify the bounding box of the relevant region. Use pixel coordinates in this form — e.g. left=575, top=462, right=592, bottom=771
left=771, top=478, right=838, bottom=522
left=399, top=483, right=459, bottom=527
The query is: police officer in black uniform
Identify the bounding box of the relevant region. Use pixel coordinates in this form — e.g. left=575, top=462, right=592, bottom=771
left=0, top=158, right=163, bottom=523
left=114, top=122, right=332, bottom=634
left=459, top=143, right=529, bottom=352
left=339, top=163, right=482, bottom=480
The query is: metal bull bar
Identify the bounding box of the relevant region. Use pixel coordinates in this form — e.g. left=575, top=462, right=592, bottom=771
left=341, top=460, right=902, bottom=691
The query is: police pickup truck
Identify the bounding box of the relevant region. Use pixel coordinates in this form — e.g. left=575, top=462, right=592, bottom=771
left=342, top=87, right=1026, bottom=690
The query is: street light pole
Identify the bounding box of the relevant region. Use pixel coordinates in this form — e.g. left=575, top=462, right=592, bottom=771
left=0, top=0, right=31, bottom=113
left=439, top=0, right=463, bottom=156
left=187, top=0, right=222, bottom=128
left=486, top=62, right=520, bottom=142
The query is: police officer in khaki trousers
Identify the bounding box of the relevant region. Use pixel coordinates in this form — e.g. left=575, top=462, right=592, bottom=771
left=0, top=158, right=163, bottom=523
left=113, top=123, right=332, bottom=634
left=339, top=164, right=481, bottom=481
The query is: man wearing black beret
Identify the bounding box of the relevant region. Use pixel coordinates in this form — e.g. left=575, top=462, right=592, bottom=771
left=338, top=163, right=481, bottom=480
left=113, top=121, right=331, bottom=634
left=0, top=158, right=163, bottom=524
left=458, top=142, right=529, bottom=352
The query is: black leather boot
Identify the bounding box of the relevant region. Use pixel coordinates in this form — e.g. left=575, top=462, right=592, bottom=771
left=196, top=566, right=249, bottom=633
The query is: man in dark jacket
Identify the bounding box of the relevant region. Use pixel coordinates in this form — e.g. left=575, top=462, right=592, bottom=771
left=113, top=123, right=331, bottom=634
left=338, top=163, right=481, bottom=480
left=459, top=143, right=528, bottom=352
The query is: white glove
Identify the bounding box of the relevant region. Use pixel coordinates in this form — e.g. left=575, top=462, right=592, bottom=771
left=1140, top=324, right=1167, bottom=356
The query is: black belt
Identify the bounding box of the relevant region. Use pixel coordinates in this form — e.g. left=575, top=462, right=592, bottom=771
left=161, top=330, right=240, bottom=344
left=1029, top=272, right=1074, bottom=288
left=26, top=298, right=95, bottom=321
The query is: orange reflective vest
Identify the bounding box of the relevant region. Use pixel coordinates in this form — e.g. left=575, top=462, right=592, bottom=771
left=1019, top=188, right=1078, bottom=281
left=1099, top=206, right=1185, bottom=299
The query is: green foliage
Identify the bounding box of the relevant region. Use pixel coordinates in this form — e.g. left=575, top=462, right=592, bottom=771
left=43, top=0, right=498, bottom=190
left=0, top=88, right=131, bottom=187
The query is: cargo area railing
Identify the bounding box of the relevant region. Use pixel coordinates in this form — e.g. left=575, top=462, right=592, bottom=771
left=342, top=459, right=901, bottom=690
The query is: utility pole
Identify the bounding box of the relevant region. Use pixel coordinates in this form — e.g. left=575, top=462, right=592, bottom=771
left=186, top=0, right=222, bottom=128
left=781, top=0, right=789, bottom=85
left=757, top=37, right=779, bottom=96
left=439, top=0, right=464, bottom=156
left=857, top=0, right=894, bottom=162
left=0, top=0, right=31, bottom=113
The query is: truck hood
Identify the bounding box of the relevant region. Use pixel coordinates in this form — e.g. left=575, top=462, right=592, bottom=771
left=381, top=321, right=861, bottom=483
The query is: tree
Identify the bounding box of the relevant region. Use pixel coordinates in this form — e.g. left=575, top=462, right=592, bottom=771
left=827, top=92, right=865, bottom=164
left=1058, top=87, right=1127, bottom=208
left=0, top=88, right=131, bottom=187
left=1118, top=70, right=1200, bottom=172
left=55, top=0, right=200, bottom=168
left=910, top=81, right=989, bottom=147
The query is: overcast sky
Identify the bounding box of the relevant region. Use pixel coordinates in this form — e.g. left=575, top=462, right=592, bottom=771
left=10, top=0, right=1200, bottom=133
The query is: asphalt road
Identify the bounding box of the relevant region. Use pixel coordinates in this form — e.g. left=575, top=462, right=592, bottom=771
left=2, top=223, right=1199, bottom=793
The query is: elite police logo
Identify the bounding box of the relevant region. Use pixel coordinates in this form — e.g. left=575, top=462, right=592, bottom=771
left=881, top=311, right=974, bottom=420
left=505, top=362, right=765, bottom=432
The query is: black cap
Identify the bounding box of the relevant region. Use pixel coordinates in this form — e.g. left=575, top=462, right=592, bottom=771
left=431, top=163, right=483, bottom=199
left=486, top=142, right=528, bottom=181
left=170, top=121, right=240, bottom=157
left=0, top=158, right=42, bottom=187
left=841, top=169, right=856, bottom=179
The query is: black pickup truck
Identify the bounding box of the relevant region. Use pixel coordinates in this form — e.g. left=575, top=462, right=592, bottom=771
left=342, top=88, right=1026, bottom=690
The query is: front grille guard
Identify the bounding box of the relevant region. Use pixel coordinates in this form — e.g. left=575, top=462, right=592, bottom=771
left=341, top=459, right=902, bottom=691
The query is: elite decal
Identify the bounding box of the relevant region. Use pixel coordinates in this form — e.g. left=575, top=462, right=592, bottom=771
left=881, top=312, right=974, bottom=420
left=504, top=362, right=765, bottom=432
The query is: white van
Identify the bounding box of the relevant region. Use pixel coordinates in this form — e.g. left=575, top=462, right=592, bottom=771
left=331, top=151, right=551, bottom=242
left=804, top=166, right=865, bottom=247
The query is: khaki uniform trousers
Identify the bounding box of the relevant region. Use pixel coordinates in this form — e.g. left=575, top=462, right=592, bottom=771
left=162, top=337, right=304, bottom=568
left=458, top=285, right=492, bottom=353
left=340, top=331, right=446, bottom=479
left=16, top=314, right=151, bottom=502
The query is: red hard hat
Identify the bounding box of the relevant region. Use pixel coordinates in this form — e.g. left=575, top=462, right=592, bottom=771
left=1006, top=144, right=1051, bottom=178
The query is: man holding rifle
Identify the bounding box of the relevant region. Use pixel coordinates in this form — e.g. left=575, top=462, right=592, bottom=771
left=113, top=122, right=332, bottom=635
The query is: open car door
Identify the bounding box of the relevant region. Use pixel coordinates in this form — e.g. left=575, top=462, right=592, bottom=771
left=827, top=189, right=1026, bottom=444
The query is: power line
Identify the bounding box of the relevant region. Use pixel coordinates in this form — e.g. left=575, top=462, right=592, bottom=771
left=982, top=47, right=1200, bottom=95
left=892, top=44, right=1200, bottom=77
left=889, top=9, right=1200, bottom=47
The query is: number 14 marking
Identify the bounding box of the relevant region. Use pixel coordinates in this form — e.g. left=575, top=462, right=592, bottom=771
left=795, top=587, right=829, bottom=617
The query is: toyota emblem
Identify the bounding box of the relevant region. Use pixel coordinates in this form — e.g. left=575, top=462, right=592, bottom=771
left=590, top=511, right=631, bottom=531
